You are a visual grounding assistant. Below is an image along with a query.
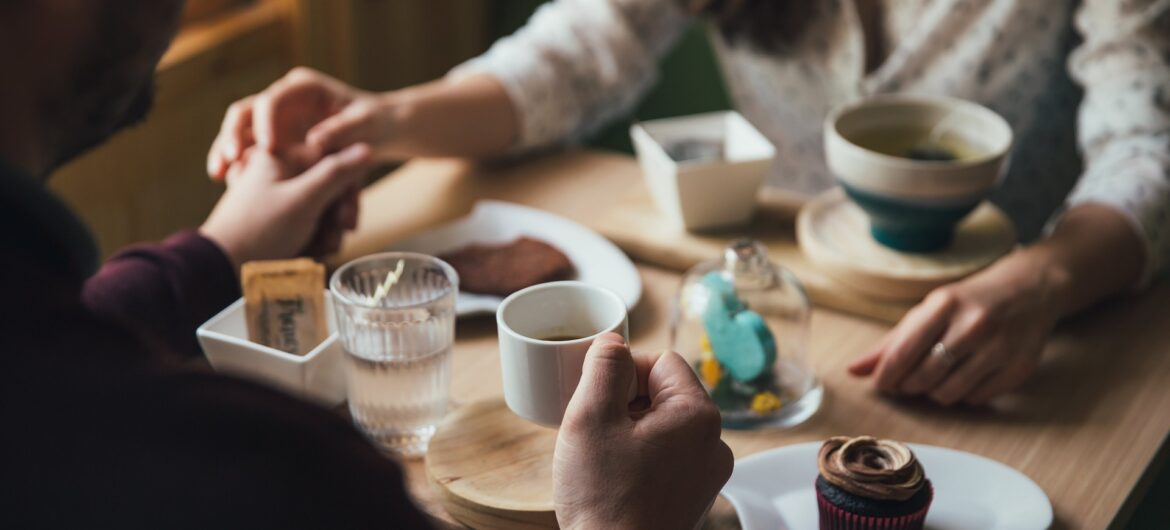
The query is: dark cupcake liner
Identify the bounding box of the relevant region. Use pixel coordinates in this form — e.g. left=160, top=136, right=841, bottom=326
left=816, top=482, right=933, bottom=530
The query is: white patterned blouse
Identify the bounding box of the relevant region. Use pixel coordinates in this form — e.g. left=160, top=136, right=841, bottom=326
left=453, top=0, right=1170, bottom=282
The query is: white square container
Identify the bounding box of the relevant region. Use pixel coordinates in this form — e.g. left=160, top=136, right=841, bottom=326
left=196, top=291, right=346, bottom=406
left=630, top=111, right=775, bottom=231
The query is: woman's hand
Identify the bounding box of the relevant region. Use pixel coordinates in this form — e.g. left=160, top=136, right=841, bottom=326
left=200, top=143, right=371, bottom=269
left=554, top=334, right=734, bottom=529
left=848, top=204, right=1146, bottom=406
left=207, top=67, right=402, bottom=180
left=848, top=249, right=1069, bottom=406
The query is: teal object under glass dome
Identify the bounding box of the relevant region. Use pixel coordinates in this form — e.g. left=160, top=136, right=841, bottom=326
left=671, top=239, right=822, bottom=429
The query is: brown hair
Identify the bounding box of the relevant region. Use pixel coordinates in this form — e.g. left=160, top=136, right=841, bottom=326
left=686, top=0, right=824, bottom=52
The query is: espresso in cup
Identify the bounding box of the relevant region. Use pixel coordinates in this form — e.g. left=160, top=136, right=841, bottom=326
left=536, top=334, right=589, bottom=341
left=496, top=281, right=633, bottom=426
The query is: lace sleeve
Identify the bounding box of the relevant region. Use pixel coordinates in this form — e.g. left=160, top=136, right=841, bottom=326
left=450, top=0, right=692, bottom=151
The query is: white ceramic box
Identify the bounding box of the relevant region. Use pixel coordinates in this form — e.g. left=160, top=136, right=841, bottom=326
left=196, top=291, right=346, bottom=406
left=630, top=111, right=775, bottom=231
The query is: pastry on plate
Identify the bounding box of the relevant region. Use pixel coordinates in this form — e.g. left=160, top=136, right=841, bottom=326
left=816, top=436, right=933, bottom=530
left=438, top=237, right=574, bottom=297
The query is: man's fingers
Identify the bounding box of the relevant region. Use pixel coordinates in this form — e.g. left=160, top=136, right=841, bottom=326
left=568, top=333, right=638, bottom=422
left=225, top=98, right=254, bottom=161
left=288, top=143, right=371, bottom=212
left=626, top=350, right=662, bottom=418
left=873, top=292, right=957, bottom=393
left=208, top=141, right=228, bottom=181
left=336, top=183, right=361, bottom=231
left=629, top=350, right=664, bottom=398
left=638, top=351, right=723, bottom=444
left=646, top=350, right=711, bottom=404
left=224, top=147, right=269, bottom=187
left=224, top=161, right=246, bottom=186
left=208, top=96, right=254, bottom=179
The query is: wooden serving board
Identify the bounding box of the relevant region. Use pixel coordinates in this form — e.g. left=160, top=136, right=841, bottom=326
left=593, top=185, right=915, bottom=324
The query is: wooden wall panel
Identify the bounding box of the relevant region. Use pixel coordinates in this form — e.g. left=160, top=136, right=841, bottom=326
left=290, top=0, right=490, bottom=90
left=352, top=1, right=490, bottom=90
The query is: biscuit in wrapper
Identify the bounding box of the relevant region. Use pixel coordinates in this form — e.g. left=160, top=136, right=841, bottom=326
left=241, top=258, right=328, bottom=356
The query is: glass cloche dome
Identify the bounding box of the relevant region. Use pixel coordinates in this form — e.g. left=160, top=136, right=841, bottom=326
left=671, top=239, right=821, bottom=429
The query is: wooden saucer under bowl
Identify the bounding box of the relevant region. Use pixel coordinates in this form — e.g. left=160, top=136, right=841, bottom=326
left=796, top=188, right=1016, bottom=302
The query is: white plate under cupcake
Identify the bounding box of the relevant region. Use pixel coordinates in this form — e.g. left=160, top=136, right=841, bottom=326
left=720, top=442, right=1053, bottom=530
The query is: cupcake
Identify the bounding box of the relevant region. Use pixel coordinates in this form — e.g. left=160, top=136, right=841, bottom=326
left=816, top=436, right=933, bottom=530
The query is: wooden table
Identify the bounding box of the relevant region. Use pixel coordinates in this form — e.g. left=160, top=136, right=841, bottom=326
left=349, top=150, right=1170, bottom=530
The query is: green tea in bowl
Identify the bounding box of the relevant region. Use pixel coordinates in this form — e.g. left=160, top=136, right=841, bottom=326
left=848, top=126, right=985, bottom=162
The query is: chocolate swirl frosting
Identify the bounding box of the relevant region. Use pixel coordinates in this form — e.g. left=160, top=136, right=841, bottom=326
left=817, top=436, right=926, bottom=501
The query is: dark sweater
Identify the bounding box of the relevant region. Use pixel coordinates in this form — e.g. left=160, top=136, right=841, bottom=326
left=0, top=163, right=431, bottom=529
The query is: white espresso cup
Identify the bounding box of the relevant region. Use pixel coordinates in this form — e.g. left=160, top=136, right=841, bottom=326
left=497, top=281, right=633, bottom=426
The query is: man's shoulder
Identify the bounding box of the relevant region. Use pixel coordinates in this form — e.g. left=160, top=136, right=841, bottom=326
left=2, top=361, right=427, bottom=529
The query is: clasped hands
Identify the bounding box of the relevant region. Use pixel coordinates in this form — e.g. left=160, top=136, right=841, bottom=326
left=200, top=67, right=400, bottom=267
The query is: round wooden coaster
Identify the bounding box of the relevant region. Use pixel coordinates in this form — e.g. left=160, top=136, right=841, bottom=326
left=425, top=398, right=559, bottom=529
left=797, top=188, right=1016, bottom=302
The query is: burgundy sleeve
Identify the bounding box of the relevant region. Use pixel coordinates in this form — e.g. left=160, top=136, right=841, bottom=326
left=82, top=229, right=239, bottom=359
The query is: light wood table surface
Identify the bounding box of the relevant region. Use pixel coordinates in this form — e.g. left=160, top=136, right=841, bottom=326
left=350, top=149, right=1170, bottom=530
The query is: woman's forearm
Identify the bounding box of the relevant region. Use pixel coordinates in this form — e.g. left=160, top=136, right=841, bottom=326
left=1027, top=203, right=1147, bottom=318
left=381, top=73, right=519, bottom=159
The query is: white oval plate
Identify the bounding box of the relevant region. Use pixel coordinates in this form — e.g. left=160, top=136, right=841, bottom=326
left=721, top=442, right=1052, bottom=530
left=389, top=200, right=642, bottom=317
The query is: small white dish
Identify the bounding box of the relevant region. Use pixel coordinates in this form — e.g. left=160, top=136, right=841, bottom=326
left=196, top=291, right=346, bottom=406
left=721, top=442, right=1052, bottom=530
left=389, top=200, right=642, bottom=317
left=631, top=111, right=775, bottom=231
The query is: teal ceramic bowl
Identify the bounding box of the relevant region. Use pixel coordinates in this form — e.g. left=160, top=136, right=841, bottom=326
left=840, top=183, right=982, bottom=251
left=824, top=95, right=1012, bottom=252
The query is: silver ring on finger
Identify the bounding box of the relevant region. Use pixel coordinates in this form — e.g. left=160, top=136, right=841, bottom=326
left=930, top=342, right=957, bottom=368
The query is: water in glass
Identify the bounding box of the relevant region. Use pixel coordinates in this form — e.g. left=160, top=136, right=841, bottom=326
left=331, top=253, right=457, bottom=457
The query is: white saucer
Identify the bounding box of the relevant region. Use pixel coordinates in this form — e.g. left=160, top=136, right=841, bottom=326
left=389, top=200, right=642, bottom=317
left=721, top=442, right=1052, bottom=530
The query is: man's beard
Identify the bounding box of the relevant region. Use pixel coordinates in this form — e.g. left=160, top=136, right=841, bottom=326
left=43, top=1, right=174, bottom=173
left=50, top=77, right=155, bottom=170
